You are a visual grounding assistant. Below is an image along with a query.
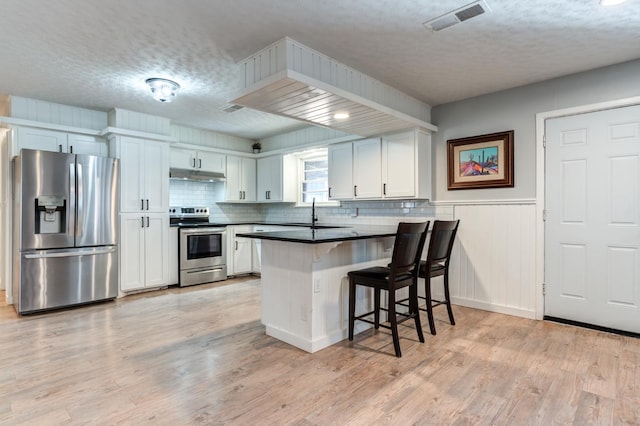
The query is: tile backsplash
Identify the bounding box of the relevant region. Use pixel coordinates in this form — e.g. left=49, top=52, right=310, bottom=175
left=170, top=180, right=451, bottom=225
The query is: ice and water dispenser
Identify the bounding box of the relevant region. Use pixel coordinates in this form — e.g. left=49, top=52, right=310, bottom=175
left=34, top=195, right=66, bottom=234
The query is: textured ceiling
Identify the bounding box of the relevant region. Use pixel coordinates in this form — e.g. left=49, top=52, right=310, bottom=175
left=0, top=0, right=639, bottom=140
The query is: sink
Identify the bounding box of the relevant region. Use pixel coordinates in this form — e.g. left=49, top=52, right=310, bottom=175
left=288, top=223, right=344, bottom=229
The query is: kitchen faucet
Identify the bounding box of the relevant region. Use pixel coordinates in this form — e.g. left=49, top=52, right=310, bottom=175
left=312, top=198, right=318, bottom=228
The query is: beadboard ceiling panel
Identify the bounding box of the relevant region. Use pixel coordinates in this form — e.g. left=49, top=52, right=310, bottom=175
left=0, top=0, right=639, bottom=139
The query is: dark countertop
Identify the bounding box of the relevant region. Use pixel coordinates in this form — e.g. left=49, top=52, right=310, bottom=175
left=170, top=221, right=342, bottom=228
left=236, top=226, right=396, bottom=244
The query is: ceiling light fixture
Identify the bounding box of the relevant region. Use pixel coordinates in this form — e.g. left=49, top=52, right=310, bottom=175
left=600, top=0, right=628, bottom=5
left=334, top=112, right=350, bottom=120
left=145, top=78, right=180, bottom=103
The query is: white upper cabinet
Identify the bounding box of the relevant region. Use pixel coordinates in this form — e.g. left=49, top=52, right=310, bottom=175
left=225, top=155, right=256, bottom=202
left=257, top=154, right=297, bottom=202
left=381, top=130, right=432, bottom=199
left=170, top=147, right=225, bottom=174
left=328, top=138, right=381, bottom=200
left=13, top=127, right=107, bottom=157
left=353, top=138, right=382, bottom=199
left=115, top=136, right=169, bottom=213
left=328, top=130, right=432, bottom=200
left=328, top=142, right=353, bottom=200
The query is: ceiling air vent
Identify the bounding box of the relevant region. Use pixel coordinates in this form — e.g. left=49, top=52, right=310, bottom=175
left=222, top=104, right=244, bottom=113
left=423, top=0, right=491, bottom=32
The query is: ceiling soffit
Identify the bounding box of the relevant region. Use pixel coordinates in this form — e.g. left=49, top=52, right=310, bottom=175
left=231, top=37, right=438, bottom=137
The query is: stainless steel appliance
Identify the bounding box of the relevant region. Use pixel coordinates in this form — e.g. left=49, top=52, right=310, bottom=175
left=13, top=149, right=119, bottom=314
left=170, top=207, right=227, bottom=287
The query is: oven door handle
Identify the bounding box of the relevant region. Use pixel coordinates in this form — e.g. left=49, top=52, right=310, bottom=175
left=186, top=267, right=226, bottom=275
left=179, top=228, right=227, bottom=235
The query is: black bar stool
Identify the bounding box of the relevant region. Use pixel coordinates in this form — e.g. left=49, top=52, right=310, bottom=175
left=416, top=220, right=460, bottom=335
left=347, top=221, right=430, bottom=357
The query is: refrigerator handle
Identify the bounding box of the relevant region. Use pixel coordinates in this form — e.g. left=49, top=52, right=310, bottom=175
left=76, top=163, right=83, bottom=238
left=69, top=162, right=77, bottom=241
left=24, top=247, right=117, bottom=259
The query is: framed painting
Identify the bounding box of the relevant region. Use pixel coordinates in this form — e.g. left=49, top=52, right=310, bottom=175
left=447, top=130, right=514, bottom=190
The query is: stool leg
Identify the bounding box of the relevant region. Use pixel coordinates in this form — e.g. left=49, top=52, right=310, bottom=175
left=348, top=277, right=356, bottom=341
left=374, top=288, right=381, bottom=329
left=409, top=281, right=424, bottom=343
left=444, top=270, right=455, bottom=326
left=388, top=289, right=401, bottom=357
left=424, top=276, right=436, bottom=336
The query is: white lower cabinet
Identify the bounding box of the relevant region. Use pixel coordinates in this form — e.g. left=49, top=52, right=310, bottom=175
left=120, top=213, right=169, bottom=291
left=252, top=239, right=262, bottom=274
left=168, top=227, right=179, bottom=285
left=230, top=225, right=253, bottom=276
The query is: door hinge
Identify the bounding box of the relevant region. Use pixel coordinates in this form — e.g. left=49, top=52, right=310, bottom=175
left=543, top=209, right=547, bottom=222
left=542, top=282, right=546, bottom=295
left=543, top=134, right=546, bottom=148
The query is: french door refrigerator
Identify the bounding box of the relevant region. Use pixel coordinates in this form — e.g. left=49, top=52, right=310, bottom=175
left=13, top=149, right=119, bottom=314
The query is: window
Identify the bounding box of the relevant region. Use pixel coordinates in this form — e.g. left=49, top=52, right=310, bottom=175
left=297, top=149, right=337, bottom=205
left=301, top=154, right=328, bottom=203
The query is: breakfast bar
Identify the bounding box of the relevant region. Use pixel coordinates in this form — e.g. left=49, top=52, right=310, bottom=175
left=236, top=227, right=396, bottom=352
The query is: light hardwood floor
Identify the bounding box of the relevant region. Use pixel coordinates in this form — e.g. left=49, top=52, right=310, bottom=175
left=0, top=278, right=638, bottom=425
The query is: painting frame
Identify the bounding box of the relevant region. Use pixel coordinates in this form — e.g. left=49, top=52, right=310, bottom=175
left=447, top=130, right=514, bottom=190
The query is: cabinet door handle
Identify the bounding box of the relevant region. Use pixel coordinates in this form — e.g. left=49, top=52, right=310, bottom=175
left=199, top=159, right=202, bottom=169
left=383, top=183, right=386, bottom=196
left=242, top=191, right=245, bottom=200
left=59, top=144, right=63, bottom=152
left=146, top=199, right=149, bottom=210
left=239, top=190, right=243, bottom=200
left=328, top=187, right=332, bottom=198
left=235, top=241, right=238, bottom=250
left=141, top=199, right=144, bottom=210
left=354, top=185, right=358, bottom=197
left=69, top=145, right=73, bottom=154
left=141, top=217, right=145, bottom=228
left=192, top=158, right=196, bottom=168
left=146, top=216, right=150, bottom=227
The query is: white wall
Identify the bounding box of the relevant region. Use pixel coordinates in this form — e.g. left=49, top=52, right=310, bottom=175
left=429, top=58, right=640, bottom=319
left=432, top=58, right=640, bottom=202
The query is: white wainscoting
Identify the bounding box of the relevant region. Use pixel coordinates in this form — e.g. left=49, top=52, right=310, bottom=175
left=7, top=96, right=107, bottom=130
left=444, top=202, right=538, bottom=319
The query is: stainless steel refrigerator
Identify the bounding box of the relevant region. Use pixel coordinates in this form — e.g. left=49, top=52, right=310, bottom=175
left=13, top=149, right=119, bottom=314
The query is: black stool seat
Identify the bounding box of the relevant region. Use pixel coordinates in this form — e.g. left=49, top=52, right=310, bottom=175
left=348, top=221, right=429, bottom=357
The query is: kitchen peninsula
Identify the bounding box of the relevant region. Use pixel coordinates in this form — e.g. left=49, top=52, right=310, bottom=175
left=237, top=227, right=397, bottom=352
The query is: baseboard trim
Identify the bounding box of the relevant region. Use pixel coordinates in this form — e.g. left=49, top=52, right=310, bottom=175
left=544, top=316, right=640, bottom=338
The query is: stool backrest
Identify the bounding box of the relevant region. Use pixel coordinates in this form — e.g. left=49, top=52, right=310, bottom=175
left=390, top=221, right=430, bottom=277
left=426, top=220, right=460, bottom=266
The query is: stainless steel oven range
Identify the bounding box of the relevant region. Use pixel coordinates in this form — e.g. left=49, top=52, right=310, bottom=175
left=171, top=207, right=227, bottom=287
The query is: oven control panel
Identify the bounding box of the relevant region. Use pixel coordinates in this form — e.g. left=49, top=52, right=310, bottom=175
left=169, top=206, right=209, bottom=217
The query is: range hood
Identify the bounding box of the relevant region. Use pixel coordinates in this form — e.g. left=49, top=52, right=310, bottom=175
left=169, top=168, right=226, bottom=182
left=231, top=37, right=437, bottom=137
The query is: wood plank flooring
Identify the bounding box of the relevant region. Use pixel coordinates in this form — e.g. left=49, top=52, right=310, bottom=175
left=0, top=278, right=639, bottom=425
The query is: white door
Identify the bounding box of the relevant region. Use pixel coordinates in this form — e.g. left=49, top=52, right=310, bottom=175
left=545, top=105, right=640, bottom=333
